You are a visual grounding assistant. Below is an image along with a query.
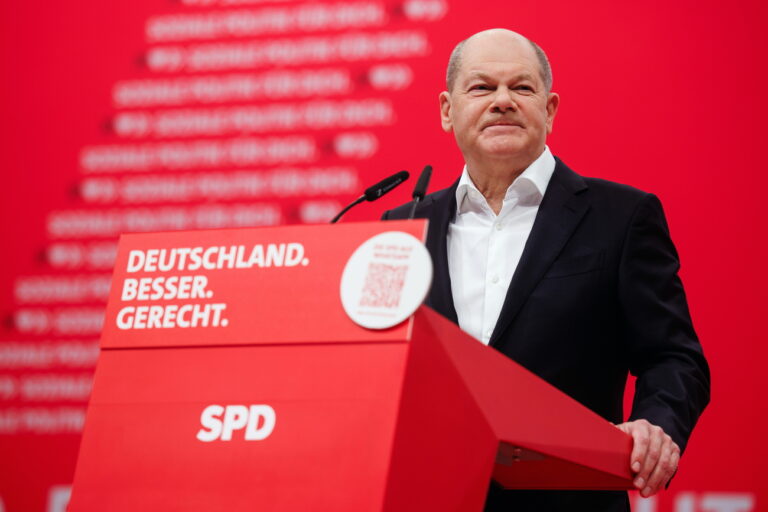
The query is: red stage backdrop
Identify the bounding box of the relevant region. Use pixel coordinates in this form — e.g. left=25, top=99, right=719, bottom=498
left=0, top=1, right=766, bottom=511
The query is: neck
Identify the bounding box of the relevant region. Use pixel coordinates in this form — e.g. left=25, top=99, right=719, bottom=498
left=465, top=151, right=542, bottom=215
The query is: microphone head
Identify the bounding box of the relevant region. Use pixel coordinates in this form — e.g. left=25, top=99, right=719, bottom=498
left=412, top=165, right=433, bottom=200
left=364, top=170, right=409, bottom=201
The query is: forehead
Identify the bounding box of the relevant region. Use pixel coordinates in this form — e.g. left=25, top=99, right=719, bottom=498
left=459, top=35, right=541, bottom=81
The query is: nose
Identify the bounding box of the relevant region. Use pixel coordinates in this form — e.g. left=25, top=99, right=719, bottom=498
left=490, top=86, right=516, bottom=112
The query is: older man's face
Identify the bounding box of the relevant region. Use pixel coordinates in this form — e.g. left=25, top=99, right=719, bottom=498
left=440, top=33, right=559, bottom=171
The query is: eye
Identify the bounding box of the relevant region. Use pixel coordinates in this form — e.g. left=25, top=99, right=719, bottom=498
left=515, top=85, right=534, bottom=92
left=469, top=84, right=492, bottom=92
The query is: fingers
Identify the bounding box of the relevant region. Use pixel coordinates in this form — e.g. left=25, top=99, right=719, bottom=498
left=615, top=419, right=680, bottom=498
left=635, top=422, right=663, bottom=491
left=667, top=444, right=681, bottom=486
left=643, top=435, right=680, bottom=496
left=627, top=419, right=652, bottom=476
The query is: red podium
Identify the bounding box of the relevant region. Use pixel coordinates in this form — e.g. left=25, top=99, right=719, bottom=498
left=69, top=220, right=633, bottom=511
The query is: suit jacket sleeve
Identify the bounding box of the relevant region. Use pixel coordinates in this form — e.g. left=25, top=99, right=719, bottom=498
left=620, top=193, right=710, bottom=452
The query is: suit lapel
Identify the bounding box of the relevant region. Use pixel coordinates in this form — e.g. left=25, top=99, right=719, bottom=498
left=422, top=181, right=459, bottom=324
left=489, top=159, right=590, bottom=347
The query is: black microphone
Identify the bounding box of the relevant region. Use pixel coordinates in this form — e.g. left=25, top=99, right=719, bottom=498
left=408, top=165, right=433, bottom=219
left=330, top=170, right=410, bottom=223
left=364, top=170, right=410, bottom=201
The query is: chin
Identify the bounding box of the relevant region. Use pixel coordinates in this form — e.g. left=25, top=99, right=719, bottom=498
left=481, top=143, right=526, bottom=157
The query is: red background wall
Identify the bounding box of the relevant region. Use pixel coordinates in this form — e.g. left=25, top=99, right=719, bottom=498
left=1, top=1, right=766, bottom=510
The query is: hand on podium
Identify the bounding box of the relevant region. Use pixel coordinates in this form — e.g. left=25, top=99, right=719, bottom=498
left=615, top=419, right=681, bottom=498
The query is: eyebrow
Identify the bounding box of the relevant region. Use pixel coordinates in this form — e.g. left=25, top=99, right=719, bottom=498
left=465, top=71, right=536, bottom=83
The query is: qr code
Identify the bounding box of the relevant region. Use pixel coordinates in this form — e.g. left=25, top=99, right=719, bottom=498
left=359, top=262, right=408, bottom=308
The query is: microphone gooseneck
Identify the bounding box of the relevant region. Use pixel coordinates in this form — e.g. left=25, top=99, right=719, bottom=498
left=329, top=196, right=365, bottom=224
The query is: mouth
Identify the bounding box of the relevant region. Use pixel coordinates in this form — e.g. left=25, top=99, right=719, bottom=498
left=483, top=121, right=523, bottom=130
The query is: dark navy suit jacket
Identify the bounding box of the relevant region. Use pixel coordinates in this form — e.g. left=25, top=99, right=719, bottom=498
left=382, top=157, right=710, bottom=512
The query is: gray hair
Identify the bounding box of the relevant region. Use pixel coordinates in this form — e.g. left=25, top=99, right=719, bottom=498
left=446, top=35, right=553, bottom=93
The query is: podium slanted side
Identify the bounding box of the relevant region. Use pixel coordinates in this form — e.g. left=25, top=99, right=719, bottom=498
left=381, top=307, right=633, bottom=511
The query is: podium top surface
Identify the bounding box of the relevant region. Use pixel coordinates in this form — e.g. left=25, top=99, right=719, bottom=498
left=101, top=220, right=428, bottom=349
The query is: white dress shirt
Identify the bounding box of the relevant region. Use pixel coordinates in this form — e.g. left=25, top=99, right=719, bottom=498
left=447, top=146, right=556, bottom=344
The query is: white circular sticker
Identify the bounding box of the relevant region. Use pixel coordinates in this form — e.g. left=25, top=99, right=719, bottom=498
left=340, top=231, right=433, bottom=329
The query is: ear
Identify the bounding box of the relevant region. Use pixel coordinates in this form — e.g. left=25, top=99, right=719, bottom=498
left=545, top=92, right=560, bottom=134
left=439, top=91, right=453, bottom=133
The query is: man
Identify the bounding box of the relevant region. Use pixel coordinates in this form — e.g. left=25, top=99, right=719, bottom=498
left=382, top=29, right=710, bottom=511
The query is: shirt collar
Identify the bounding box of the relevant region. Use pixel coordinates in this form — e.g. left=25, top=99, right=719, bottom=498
left=455, top=146, right=556, bottom=214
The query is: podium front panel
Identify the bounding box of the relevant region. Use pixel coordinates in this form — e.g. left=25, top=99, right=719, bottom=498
left=70, top=342, right=408, bottom=511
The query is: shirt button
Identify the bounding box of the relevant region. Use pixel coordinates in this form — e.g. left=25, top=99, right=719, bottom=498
left=495, top=223, right=503, bottom=231
left=491, top=275, right=499, bottom=284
